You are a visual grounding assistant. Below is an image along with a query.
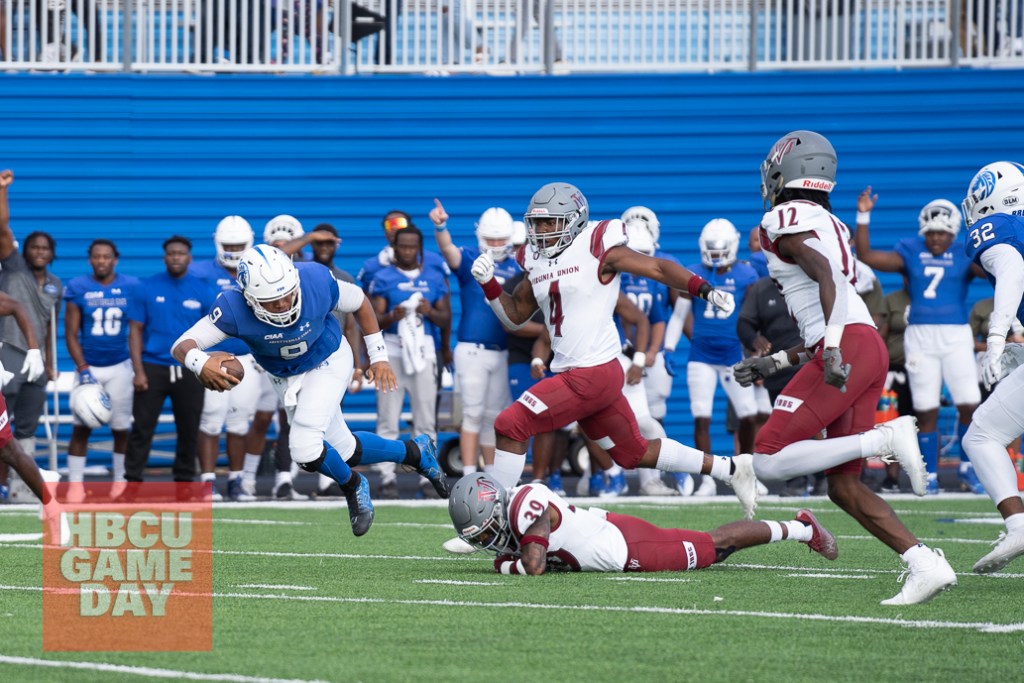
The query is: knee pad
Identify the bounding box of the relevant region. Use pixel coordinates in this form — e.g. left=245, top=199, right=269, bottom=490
left=461, top=401, right=484, bottom=434
left=299, top=446, right=326, bottom=473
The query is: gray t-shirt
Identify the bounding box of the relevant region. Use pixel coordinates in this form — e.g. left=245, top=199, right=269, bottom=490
left=0, top=251, right=63, bottom=357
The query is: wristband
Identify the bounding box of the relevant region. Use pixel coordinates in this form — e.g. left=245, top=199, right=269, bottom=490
left=480, top=277, right=503, bottom=301
left=520, top=534, right=549, bottom=549
left=823, top=324, right=844, bottom=349
left=498, top=558, right=525, bottom=575
left=364, top=331, right=388, bottom=365
left=434, top=222, right=447, bottom=232
left=630, top=351, right=647, bottom=368
left=856, top=210, right=871, bottom=225
left=769, top=349, right=792, bottom=369
left=686, top=274, right=709, bottom=298
left=530, top=357, right=545, bottom=368
left=184, top=348, right=211, bottom=376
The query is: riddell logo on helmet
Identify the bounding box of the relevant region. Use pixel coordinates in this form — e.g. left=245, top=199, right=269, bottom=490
left=801, top=179, right=834, bottom=190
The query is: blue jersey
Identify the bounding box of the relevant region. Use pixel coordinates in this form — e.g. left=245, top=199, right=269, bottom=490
left=209, top=262, right=343, bottom=377
left=357, top=249, right=451, bottom=292
left=369, top=265, right=449, bottom=338
left=454, top=246, right=520, bottom=348
left=749, top=251, right=770, bottom=278
left=895, top=236, right=973, bottom=325
left=965, top=213, right=1024, bottom=326
left=688, top=261, right=759, bottom=365
left=129, top=272, right=216, bottom=366
left=63, top=273, right=140, bottom=367
left=189, top=259, right=251, bottom=357
left=619, top=272, right=670, bottom=345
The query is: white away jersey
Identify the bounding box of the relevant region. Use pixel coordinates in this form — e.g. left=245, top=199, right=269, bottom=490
left=517, top=220, right=627, bottom=372
left=508, top=483, right=627, bottom=572
left=758, top=200, right=874, bottom=347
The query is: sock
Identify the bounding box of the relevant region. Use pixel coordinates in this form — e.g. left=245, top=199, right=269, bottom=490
left=654, top=438, right=705, bottom=474
left=859, top=429, right=886, bottom=457
left=1006, top=513, right=1024, bottom=533
left=491, top=448, right=527, bottom=488
left=353, top=431, right=406, bottom=465
left=200, top=472, right=216, bottom=483
left=111, top=453, right=125, bottom=482
left=710, top=456, right=732, bottom=480
left=228, top=470, right=243, bottom=481
left=901, top=542, right=930, bottom=563
left=764, top=520, right=784, bottom=542
left=483, top=464, right=494, bottom=473
left=243, top=453, right=261, bottom=478
left=918, top=431, right=939, bottom=476
left=957, top=422, right=970, bottom=463
left=463, top=464, right=478, bottom=474
left=754, top=434, right=866, bottom=481
left=402, top=439, right=421, bottom=468
left=785, top=519, right=812, bottom=542
left=67, top=455, right=86, bottom=483
left=317, top=444, right=353, bottom=488
left=607, top=464, right=623, bottom=477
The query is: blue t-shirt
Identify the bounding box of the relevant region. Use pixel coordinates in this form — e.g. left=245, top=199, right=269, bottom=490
left=209, top=261, right=343, bottom=377
left=895, top=236, right=973, bottom=325
left=190, top=258, right=250, bottom=357
left=357, top=248, right=451, bottom=292
left=748, top=251, right=770, bottom=278
left=454, top=245, right=520, bottom=348
left=688, top=261, right=759, bottom=366
left=369, top=265, right=449, bottom=338
left=128, top=272, right=216, bottom=366
left=619, top=271, right=670, bottom=346
left=965, top=213, right=1024, bottom=326
left=63, top=273, right=140, bottom=367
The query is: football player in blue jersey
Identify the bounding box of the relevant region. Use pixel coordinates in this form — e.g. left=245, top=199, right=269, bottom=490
left=63, top=239, right=140, bottom=495
left=669, top=219, right=761, bottom=495
left=958, top=160, right=1024, bottom=573
left=189, top=216, right=261, bottom=502
left=370, top=226, right=452, bottom=498
left=430, top=199, right=518, bottom=478
left=172, top=244, right=448, bottom=536
left=854, top=189, right=987, bottom=494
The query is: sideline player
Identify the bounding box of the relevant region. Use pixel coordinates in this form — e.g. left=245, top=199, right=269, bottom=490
left=470, top=182, right=757, bottom=513
left=449, top=472, right=837, bottom=575
left=733, top=130, right=955, bottom=605
left=172, top=245, right=448, bottom=536
left=854, top=192, right=985, bottom=493
left=63, top=239, right=139, bottom=492
left=959, top=160, right=1024, bottom=573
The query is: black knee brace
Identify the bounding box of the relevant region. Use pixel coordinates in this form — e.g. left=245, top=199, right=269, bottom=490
left=299, top=446, right=326, bottom=473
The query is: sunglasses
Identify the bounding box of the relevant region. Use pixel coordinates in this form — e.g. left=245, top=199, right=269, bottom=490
left=384, top=216, right=411, bottom=232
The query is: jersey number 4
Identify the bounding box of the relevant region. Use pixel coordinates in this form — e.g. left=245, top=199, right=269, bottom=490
left=548, top=281, right=564, bottom=338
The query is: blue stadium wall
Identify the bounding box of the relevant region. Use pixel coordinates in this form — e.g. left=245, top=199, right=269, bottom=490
left=4, top=68, right=1023, bottom=459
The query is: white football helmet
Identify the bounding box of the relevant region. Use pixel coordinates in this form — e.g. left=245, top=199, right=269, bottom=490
left=917, top=199, right=962, bottom=236
left=525, top=182, right=589, bottom=258
left=511, top=221, right=527, bottom=247
left=962, top=161, right=1024, bottom=227
left=236, top=245, right=302, bottom=327
left=699, top=219, right=740, bottom=268
left=621, top=206, right=660, bottom=246
left=263, top=215, right=304, bottom=245
left=624, top=219, right=655, bottom=256
left=70, top=383, right=112, bottom=429
left=476, top=207, right=515, bottom=261
left=214, top=216, right=254, bottom=269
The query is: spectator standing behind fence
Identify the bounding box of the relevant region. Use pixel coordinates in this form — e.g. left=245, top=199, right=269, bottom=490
left=0, top=170, right=58, bottom=468
left=854, top=189, right=987, bottom=494
left=430, top=199, right=517, bottom=478
left=63, top=239, right=140, bottom=495
left=123, top=236, right=214, bottom=484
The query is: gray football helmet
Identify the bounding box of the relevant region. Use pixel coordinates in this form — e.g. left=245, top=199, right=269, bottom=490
left=448, top=473, right=518, bottom=554
left=524, top=182, right=590, bottom=258
left=760, top=130, right=837, bottom=210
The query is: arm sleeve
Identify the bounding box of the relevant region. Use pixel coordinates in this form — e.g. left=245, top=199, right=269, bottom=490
left=979, top=243, right=1024, bottom=339
left=173, top=315, right=229, bottom=352
left=664, top=296, right=692, bottom=352
left=335, top=279, right=367, bottom=314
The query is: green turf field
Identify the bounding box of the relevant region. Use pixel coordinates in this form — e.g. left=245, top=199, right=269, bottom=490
left=1, top=495, right=1021, bottom=682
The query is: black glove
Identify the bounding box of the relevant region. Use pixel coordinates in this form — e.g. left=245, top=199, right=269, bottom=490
left=733, top=355, right=784, bottom=387
left=822, top=347, right=851, bottom=390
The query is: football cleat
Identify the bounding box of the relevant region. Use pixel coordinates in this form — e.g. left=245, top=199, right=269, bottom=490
left=728, top=454, right=758, bottom=519
left=673, top=472, right=695, bottom=497
left=694, top=474, right=718, bottom=497
left=875, top=416, right=928, bottom=496
left=241, top=477, right=258, bottom=498
left=412, top=434, right=449, bottom=498
left=639, top=478, right=679, bottom=497
left=958, top=464, right=986, bottom=495
left=796, top=508, right=838, bottom=560
left=972, top=528, right=1024, bottom=574
left=227, top=477, right=256, bottom=502
left=273, top=481, right=308, bottom=501
left=344, top=473, right=375, bottom=537
left=881, top=547, right=957, bottom=605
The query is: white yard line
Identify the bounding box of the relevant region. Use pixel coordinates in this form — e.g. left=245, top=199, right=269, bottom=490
left=786, top=573, right=874, bottom=580
left=414, top=579, right=503, bottom=586
left=0, top=533, right=42, bottom=542
left=0, top=653, right=331, bottom=683
left=605, top=577, right=692, bottom=583
left=232, top=584, right=317, bottom=591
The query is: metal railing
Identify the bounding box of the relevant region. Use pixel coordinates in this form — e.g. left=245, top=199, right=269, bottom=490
left=0, top=0, right=1021, bottom=73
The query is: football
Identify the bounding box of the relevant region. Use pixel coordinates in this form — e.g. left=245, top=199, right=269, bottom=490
left=221, top=357, right=245, bottom=382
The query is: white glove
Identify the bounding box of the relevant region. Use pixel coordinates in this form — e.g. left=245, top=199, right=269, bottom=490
left=981, top=335, right=1007, bottom=390
left=21, top=349, right=44, bottom=383
left=377, top=246, right=394, bottom=267
left=706, top=289, right=735, bottom=317
left=471, top=251, right=496, bottom=284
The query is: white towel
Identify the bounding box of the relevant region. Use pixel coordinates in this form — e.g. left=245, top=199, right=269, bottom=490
left=281, top=374, right=304, bottom=409
left=0, top=358, right=13, bottom=387
left=397, top=293, right=428, bottom=375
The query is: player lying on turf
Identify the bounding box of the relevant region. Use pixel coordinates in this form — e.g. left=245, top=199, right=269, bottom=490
left=448, top=473, right=836, bottom=575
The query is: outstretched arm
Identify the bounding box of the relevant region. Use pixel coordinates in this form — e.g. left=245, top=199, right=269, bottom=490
left=0, top=170, right=16, bottom=260
left=429, top=198, right=463, bottom=270
left=276, top=230, right=339, bottom=258
left=852, top=187, right=904, bottom=273
left=603, top=246, right=734, bottom=315
left=474, top=256, right=539, bottom=330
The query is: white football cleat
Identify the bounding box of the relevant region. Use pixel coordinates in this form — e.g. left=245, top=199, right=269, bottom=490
left=875, top=416, right=928, bottom=496
left=728, top=454, right=758, bottom=519
left=881, top=547, right=957, bottom=605
left=639, top=478, right=679, bottom=497
left=443, top=537, right=476, bottom=555
left=973, top=528, right=1024, bottom=574
left=693, top=474, right=718, bottom=497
